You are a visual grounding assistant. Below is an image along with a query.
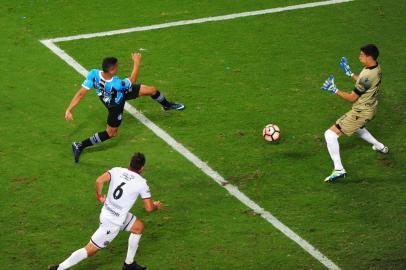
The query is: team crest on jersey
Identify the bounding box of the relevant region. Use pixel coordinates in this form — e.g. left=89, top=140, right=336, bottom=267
left=360, top=77, right=372, bottom=90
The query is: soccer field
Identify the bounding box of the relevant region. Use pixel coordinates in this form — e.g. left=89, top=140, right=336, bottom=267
left=1, top=0, right=406, bottom=269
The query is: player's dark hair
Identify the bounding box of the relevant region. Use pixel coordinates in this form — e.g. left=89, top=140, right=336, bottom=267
left=102, top=57, right=118, bottom=72
left=130, top=152, right=146, bottom=172
left=360, top=44, right=379, bottom=60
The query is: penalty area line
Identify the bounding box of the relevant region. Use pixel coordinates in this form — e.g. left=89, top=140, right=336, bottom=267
left=39, top=1, right=354, bottom=269
left=41, top=42, right=342, bottom=270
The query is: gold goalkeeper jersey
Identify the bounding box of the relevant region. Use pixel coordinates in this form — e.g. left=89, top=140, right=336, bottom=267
left=352, top=64, right=382, bottom=112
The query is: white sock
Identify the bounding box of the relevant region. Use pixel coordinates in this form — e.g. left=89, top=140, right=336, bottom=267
left=125, top=234, right=142, bottom=264
left=356, top=128, right=384, bottom=149
left=58, top=248, right=88, bottom=270
left=324, top=129, right=344, bottom=171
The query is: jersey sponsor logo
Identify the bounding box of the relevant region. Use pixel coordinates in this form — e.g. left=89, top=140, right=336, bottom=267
left=104, top=202, right=120, bottom=217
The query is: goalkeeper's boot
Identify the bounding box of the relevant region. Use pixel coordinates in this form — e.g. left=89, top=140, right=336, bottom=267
left=48, top=265, right=59, bottom=270
left=324, top=169, right=346, bottom=183
left=123, top=261, right=147, bottom=270
left=372, top=145, right=389, bottom=154
left=163, top=102, right=185, bottom=111
left=71, top=142, right=82, bottom=163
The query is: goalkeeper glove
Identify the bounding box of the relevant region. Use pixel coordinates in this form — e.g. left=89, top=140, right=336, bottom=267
left=339, top=57, right=353, bottom=77
left=321, top=75, right=338, bottom=94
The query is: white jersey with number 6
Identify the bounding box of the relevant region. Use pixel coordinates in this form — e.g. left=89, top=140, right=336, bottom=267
left=100, top=167, right=151, bottom=227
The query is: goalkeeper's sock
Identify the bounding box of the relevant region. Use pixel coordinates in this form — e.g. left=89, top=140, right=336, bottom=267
left=80, top=131, right=111, bottom=150
left=58, top=248, right=88, bottom=270
left=355, top=128, right=384, bottom=150
left=151, top=91, right=171, bottom=107
left=324, top=129, right=344, bottom=171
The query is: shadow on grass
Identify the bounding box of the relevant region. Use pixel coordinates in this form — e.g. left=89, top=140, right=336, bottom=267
left=327, top=175, right=392, bottom=185
left=85, top=138, right=121, bottom=153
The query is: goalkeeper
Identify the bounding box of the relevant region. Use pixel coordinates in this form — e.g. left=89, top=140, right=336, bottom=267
left=320, top=44, right=388, bottom=182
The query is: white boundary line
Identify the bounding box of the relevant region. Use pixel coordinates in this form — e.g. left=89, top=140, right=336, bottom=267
left=39, top=1, right=355, bottom=269
left=45, top=0, right=352, bottom=43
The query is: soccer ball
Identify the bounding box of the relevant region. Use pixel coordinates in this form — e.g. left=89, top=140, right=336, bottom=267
left=263, top=124, right=281, bottom=142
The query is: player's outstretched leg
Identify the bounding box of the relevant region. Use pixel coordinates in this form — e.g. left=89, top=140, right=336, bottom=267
left=123, top=219, right=147, bottom=270
left=71, top=127, right=117, bottom=163
left=355, top=128, right=389, bottom=154
left=324, top=127, right=346, bottom=182
left=139, top=85, right=185, bottom=111
left=48, top=243, right=98, bottom=270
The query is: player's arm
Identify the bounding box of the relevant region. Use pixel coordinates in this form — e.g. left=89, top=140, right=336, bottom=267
left=65, top=87, right=88, bottom=121
left=128, top=52, right=142, bottom=84
left=321, top=75, right=359, bottom=103
left=140, top=182, right=161, bottom=212
left=143, top=198, right=162, bottom=212
left=351, top=74, right=359, bottom=81
left=65, top=69, right=96, bottom=121
left=95, top=172, right=111, bottom=203
left=336, top=90, right=359, bottom=103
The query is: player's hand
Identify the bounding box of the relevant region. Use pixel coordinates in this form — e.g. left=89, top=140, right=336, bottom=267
left=153, top=201, right=162, bottom=210
left=321, top=75, right=338, bottom=94
left=132, top=52, right=142, bottom=65
left=65, top=110, right=73, bottom=121
left=339, top=57, right=353, bottom=77
left=96, top=193, right=106, bottom=203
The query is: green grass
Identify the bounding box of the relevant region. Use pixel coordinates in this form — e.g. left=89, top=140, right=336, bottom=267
left=1, top=0, right=405, bottom=269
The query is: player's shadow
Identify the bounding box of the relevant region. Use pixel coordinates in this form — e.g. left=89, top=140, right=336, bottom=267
left=337, top=175, right=390, bottom=185
left=75, top=259, right=112, bottom=270
left=85, top=138, right=121, bottom=153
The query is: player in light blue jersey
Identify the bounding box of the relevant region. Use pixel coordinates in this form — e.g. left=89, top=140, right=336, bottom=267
left=65, top=53, right=185, bottom=162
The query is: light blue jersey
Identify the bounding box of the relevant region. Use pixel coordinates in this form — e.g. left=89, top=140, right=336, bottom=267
left=82, top=69, right=132, bottom=105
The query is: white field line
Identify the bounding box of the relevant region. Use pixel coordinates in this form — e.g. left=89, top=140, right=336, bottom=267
left=44, top=0, right=352, bottom=43
left=39, top=1, right=355, bottom=269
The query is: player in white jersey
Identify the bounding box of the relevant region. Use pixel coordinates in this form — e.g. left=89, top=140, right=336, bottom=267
left=48, top=153, right=161, bottom=270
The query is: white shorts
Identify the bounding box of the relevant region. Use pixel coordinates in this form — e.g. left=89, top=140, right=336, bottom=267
left=90, top=213, right=136, bottom=249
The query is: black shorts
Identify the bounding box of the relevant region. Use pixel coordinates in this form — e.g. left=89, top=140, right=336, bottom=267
left=101, top=84, right=141, bottom=128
